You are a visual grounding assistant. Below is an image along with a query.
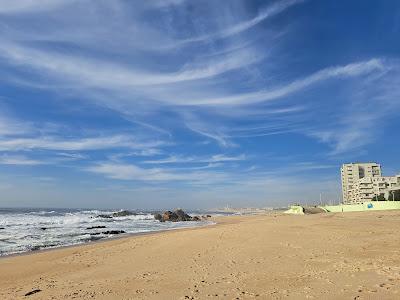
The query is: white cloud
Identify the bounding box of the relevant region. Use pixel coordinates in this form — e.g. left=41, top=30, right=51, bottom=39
left=84, top=159, right=339, bottom=206
left=0, top=0, right=397, bottom=165
left=308, top=65, right=400, bottom=154
left=87, top=163, right=176, bottom=181
left=109, top=149, right=163, bottom=162
left=56, top=152, right=88, bottom=160
left=181, top=59, right=386, bottom=106
left=0, top=41, right=262, bottom=88
left=183, top=114, right=235, bottom=147
left=0, top=0, right=73, bottom=14
left=209, top=154, right=246, bottom=162
left=0, top=112, right=32, bottom=136
left=143, top=154, right=246, bottom=164
left=311, top=114, right=385, bottom=155
left=178, top=0, right=304, bottom=44
left=186, top=125, right=233, bottom=147
left=0, top=154, right=43, bottom=165
left=143, top=155, right=194, bottom=164
left=0, top=135, right=163, bottom=151
left=86, top=162, right=228, bottom=182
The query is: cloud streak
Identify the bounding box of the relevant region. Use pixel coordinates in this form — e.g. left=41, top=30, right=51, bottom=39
left=86, top=162, right=228, bottom=183
left=0, top=135, right=164, bottom=151
left=0, top=111, right=32, bottom=136
left=0, top=154, right=44, bottom=165
left=177, top=0, right=304, bottom=45
left=143, top=154, right=246, bottom=164
left=0, top=41, right=262, bottom=88
left=0, top=0, right=73, bottom=14
left=181, top=59, right=386, bottom=106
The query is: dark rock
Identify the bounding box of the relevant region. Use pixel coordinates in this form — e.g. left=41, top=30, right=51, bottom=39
left=25, top=289, right=42, bottom=297
left=0, top=227, right=4, bottom=230
left=102, top=230, right=126, bottom=235
left=155, top=209, right=200, bottom=222
left=96, top=210, right=137, bottom=218
left=111, top=210, right=136, bottom=217
left=90, top=232, right=101, bottom=235
left=40, top=227, right=47, bottom=231
left=161, top=210, right=177, bottom=222
left=153, top=213, right=163, bottom=222
left=192, top=216, right=201, bottom=221
left=200, top=214, right=212, bottom=219
left=174, top=209, right=192, bottom=221
left=42, top=243, right=57, bottom=249
left=86, top=226, right=106, bottom=230
left=96, top=214, right=113, bottom=219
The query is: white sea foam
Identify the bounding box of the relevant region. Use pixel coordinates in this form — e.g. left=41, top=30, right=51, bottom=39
left=0, top=209, right=211, bottom=256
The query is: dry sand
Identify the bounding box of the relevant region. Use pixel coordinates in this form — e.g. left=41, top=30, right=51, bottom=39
left=1, top=211, right=400, bottom=299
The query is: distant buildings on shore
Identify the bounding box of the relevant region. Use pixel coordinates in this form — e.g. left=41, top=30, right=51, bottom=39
left=341, top=163, right=400, bottom=204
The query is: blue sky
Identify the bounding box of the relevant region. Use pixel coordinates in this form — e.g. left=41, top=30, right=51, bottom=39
left=0, top=0, right=399, bottom=209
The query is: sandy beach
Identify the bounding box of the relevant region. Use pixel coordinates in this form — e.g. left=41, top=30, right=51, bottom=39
left=1, top=211, right=400, bottom=299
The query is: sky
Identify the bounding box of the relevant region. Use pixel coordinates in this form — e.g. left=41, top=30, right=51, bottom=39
left=0, top=0, right=399, bottom=209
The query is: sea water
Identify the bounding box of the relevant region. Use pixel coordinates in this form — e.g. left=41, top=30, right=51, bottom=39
left=0, top=208, right=214, bottom=256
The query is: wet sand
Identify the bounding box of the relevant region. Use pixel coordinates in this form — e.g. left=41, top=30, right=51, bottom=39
left=1, top=211, right=400, bottom=299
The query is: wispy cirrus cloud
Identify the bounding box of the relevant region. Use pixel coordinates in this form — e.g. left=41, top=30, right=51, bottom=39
left=0, top=2, right=393, bottom=157
left=179, top=59, right=386, bottom=106
left=178, top=0, right=304, bottom=45
left=0, top=135, right=164, bottom=151
left=0, top=111, right=32, bottom=136
left=0, top=0, right=73, bottom=14
left=109, top=149, right=163, bottom=161
left=86, top=162, right=228, bottom=183
left=0, top=154, right=44, bottom=165
left=143, top=154, right=246, bottom=164
left=184, top=121, right=233, bottom=147
left=308, top=64, right=400, bottom=155
left=56, top=152, right=88, bottom=161
left=0, top=40, right=262, bottom=88
left=181, top=59, right=395, bottom=150
left=84, top=159, right=339, bottom=206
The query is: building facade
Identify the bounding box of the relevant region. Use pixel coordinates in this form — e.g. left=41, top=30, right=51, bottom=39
left=341, top=163, right=382, bottom=203
left=341, top=163, right=400, bottom=204
left=350, top=176, right=400, bottom=203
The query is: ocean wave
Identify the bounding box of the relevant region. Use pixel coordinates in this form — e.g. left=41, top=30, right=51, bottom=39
left=0, top=209, right=212, bottom=256
left=114, top=214, right=155, bottom=221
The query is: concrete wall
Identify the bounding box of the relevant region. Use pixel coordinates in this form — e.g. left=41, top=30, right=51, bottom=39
left=323, top=201, right=400, bottom=212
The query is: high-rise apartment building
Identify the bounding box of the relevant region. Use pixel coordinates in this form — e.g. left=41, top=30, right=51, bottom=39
left=350, top=176, right=400, bottom=203
left=341, top=163, right=382, bottom=204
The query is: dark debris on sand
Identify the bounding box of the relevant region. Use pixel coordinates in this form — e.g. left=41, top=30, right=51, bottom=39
left=25, top=289, right=42, bottom=296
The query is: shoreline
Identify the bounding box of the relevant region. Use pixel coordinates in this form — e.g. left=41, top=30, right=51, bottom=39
left=0, top=218, right=219, bottom=260
left=2, top=211, right=400, bottom=299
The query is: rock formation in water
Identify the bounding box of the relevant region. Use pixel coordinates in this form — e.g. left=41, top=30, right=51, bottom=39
left=153, top=209, right=207, bottom=222
left=96, top=210, right=138, bottom=218
left=86, top=226, right=107, bottom=229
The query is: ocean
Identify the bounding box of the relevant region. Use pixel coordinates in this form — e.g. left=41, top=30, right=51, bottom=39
left=0, top=208, right=215, bottom=256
